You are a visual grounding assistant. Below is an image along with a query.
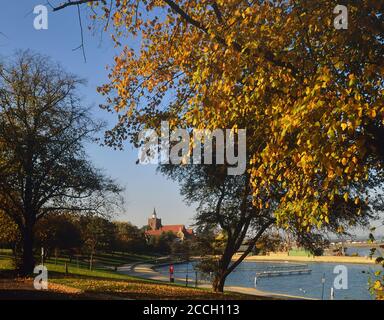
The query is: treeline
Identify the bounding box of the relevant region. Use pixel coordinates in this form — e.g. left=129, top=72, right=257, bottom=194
left=0, top=211, right=185, bottom=264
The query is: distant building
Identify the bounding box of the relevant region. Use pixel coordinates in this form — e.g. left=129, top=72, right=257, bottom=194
left=145, top=209, right=194, bottom=241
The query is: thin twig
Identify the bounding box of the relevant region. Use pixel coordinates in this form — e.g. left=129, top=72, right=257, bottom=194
left=72, top=4, right=87, bottom=63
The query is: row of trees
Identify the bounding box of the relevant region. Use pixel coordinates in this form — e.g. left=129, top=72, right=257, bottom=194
left=0, top=211, right=184, bottom=266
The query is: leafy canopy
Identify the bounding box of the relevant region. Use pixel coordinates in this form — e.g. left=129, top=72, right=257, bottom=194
left=63, top=1, right=384, bottom=230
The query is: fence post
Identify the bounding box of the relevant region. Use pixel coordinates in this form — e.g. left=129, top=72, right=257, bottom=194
left=185, top=274, right=188, bottom=287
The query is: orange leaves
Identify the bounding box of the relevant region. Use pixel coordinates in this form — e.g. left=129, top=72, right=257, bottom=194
left=341, top=123, right=348, bottom=131
left=53, top=277, right=231, bottom=299
left=369, top=109, right=377, bottom=119
left=94, top=1, right=384, bottom=232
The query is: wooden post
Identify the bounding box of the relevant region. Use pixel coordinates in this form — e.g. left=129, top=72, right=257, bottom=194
left=89, top=254, right=93, bottom=271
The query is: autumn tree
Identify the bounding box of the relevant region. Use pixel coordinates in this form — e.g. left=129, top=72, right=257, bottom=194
left=35, top=213, right=83, bottom=260
left=79, top=216, right=116, bottom=270
left=161, top=163, right=372, bottom=291
left=0, top=210, right=20, bottom=264
left=161, top=164, right=275, bottom=291
left=52, top=0, right=383, bottom=220
left=148, top=231, right=178, bottom=255
left=369, top=224, right=384, bottom=300
left=113, top=221, right=148, bottom=253
left=53, top=0, right=384, bottom=291
left=0, top=51, right=122, bottom=275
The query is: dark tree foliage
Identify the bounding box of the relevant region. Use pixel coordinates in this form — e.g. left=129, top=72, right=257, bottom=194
left=0, top=51, right=122, bottom=275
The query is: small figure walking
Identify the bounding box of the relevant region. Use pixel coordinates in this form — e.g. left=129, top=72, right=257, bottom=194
left=169, top=264, right=175, bottom=283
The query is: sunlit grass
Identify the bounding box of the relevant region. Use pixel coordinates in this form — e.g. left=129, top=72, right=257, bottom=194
left=50, top=277, right=255, bottom=300
left=0, top=258, right=13, bottom=271
left=47, top=262, right=142, bottom=281
left=0, top=251, right=265, bottom=300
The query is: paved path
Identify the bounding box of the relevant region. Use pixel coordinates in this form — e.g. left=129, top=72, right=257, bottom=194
left=118, top=263, right=315, bottom=300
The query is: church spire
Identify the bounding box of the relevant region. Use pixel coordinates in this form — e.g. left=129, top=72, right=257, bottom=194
left=152, top=208, right=157, bottom=218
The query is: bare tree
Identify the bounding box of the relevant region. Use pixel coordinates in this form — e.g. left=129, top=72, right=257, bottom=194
left=0, top=51, right=123, bottom=275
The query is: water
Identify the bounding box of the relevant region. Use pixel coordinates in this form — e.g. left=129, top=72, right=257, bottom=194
left=157, top=261, right=381, bottom=300
left=344, top=246, right=383, bottom=257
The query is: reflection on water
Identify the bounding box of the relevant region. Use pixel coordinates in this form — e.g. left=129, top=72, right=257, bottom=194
left=157, top=261, right=380, bottom=300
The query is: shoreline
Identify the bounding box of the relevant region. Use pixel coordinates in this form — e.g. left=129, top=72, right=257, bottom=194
left=118, top=257, right=377, bottom=300
left=118, top=263, right=314, bottom=300
left=239, top=254, right=377, bottom=265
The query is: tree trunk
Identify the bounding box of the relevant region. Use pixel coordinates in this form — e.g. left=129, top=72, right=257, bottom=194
left=212, top=252, right=232, bottom=293
left=90, top=253, right=93, bottom=271
left=20, top=224, right=35, bottom=276
left=212, top=272, right=228, bottom=293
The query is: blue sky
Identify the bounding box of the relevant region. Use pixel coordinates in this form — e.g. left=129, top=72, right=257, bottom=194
left=0, top=1, right=196, bottom=228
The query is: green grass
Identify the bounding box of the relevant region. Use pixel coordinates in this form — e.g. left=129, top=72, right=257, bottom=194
left=38, top=250, right=159, bottom=275
left=47, top=262, right=143, bottom=281
left=0, top=249, right=158, bottom=282
left=0, top=258, right=13, bottom=271
left=0, top=251, right=268, bottom=300
left=49, top=276, right=261, bottom=300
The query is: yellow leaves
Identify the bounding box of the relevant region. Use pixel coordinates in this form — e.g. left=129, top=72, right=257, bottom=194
left=327, top=169, right=335, bottom=179
left=334, top=61, right=344, bottom=70
left=343, top=193, right=349, bottom=202
left=55, top=277, right=225, bottom=299
left=369, top=109, right=377, bottom=119
left=244, top=7, right=253, bottom=16
left=348, top=74, right=357, bottom=87
left=373, top=280, right=383, bottom=291
left=98, top=1, right=380, bottom=236
left=113, top=11, right=122, bottom=25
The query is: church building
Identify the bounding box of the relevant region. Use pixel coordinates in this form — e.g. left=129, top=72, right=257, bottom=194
left=145, top=209, right=194, bottom=241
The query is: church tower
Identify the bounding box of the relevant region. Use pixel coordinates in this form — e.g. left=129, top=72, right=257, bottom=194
left=148, top=208, right=162, bottom=231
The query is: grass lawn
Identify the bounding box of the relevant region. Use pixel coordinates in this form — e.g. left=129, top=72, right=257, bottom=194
left=50, top=276, right=261, bottom=300
left=0, top=251, right=267, bottom=300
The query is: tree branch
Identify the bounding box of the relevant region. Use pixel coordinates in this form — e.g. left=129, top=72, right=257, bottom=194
left=52, top=0, right=98, bottom=11
left=226, top=218, right=275, bottom=275
left=211, top=1, right=223, bottom=24
left=72, top=4, right=87, bottom=62
left=53, top=0, right=299, bottom=76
